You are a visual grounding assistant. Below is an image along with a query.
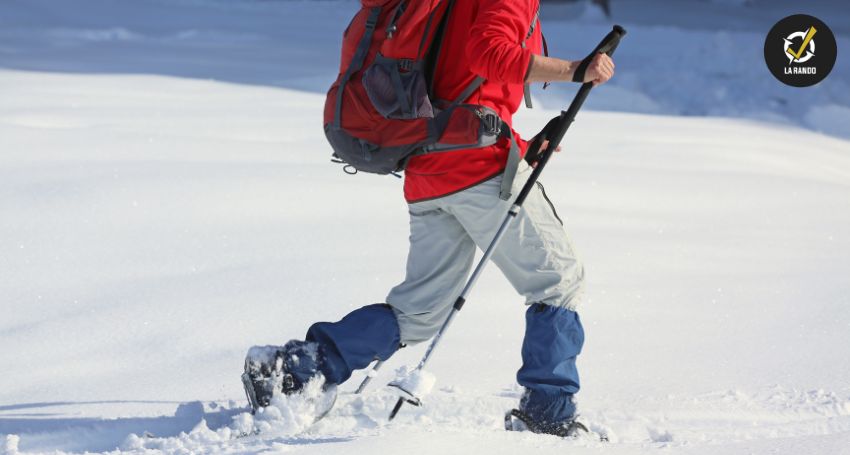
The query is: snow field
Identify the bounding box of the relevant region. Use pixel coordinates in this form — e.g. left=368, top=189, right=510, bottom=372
left=2, top=68, right=850, bottom=454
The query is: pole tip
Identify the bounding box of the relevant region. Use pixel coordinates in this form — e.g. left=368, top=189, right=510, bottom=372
left=388, top=397, right=405, bottom=421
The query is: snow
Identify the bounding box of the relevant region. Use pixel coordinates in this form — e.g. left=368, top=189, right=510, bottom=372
left=390, top=367, right=437, bottom=401
left=2, top=0, right=850, bottom=454
left=4, top=435, right=20, bottom=455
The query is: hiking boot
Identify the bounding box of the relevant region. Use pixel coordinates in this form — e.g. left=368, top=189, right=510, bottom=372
left=504, top=408, right=589, bottom=438
left=241, top=341, right=324, bottom=413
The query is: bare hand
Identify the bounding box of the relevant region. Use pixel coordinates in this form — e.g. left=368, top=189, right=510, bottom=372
left=584, top=53, right=615, bottom=86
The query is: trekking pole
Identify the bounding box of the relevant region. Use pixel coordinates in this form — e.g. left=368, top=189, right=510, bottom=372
left=354, top=359, right=384, bottom=394
left=386, top=25, right=627, bottom=421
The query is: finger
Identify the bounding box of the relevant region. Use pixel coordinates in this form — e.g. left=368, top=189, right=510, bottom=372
left=588, top=67, right=603, bottom=83
left=588, top=63, right=611, bottom=84
left=599, top=65, right=614, bottom=79
left=594, top=73, right=608, bottom=86
left=592, top=71, right=603, bottom=85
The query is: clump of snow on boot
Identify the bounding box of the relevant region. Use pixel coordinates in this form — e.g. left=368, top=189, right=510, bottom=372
left=243, top=375, right=337, bottom=435
left=390, top=366, right=437, bottom=401
left=244, top=345, right=282, bottom=368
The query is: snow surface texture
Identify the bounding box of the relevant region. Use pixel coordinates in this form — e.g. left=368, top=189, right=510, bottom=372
left=1, top=0, right=850, bottom=454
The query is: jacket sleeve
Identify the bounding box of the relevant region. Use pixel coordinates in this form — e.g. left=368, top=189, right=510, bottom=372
left=466, top=0, right=535, bottom=84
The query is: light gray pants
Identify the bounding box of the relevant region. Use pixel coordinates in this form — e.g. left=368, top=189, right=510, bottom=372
left=387, top=163, right=585, bottom=344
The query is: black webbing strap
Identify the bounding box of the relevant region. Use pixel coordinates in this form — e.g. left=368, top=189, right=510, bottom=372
left=425, top=0, right=456, bottom=99
left=541, top=32, right=550, bottom=90
left=572, top=52, right=594, bottom=83
left=385, top=1, right=407, bottom=39
left=521, top=6, right=540, bottom=108
left=542, top=31, right=549, bottom=57
left=334, top=6, right=382, bottom=128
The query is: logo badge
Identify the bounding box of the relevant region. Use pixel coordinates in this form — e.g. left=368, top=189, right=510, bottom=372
left=764, top=14, right=837, bottom=87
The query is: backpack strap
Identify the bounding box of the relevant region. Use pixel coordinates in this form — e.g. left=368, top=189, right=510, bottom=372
left=334, top=6, right=382, bottom=128
left=452, top=76, right=485, bottom=105
left=439, top=77, right=518, bottom=201
left=521, top=6, right=541, bottom=108
left=503, top=4, right=541, bottom=198
left=498, top=124, right=522, bottom=201
left=426, top=0, right=482, bottom=106
left=385, top=1, right=408, bottom=39
left=425, top=0, right=456, bottom=99
left=423, top=1, right=524, bottom=200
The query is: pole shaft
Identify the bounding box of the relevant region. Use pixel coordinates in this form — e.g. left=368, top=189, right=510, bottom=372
left=355, top=359, right=383, bottom=394
left=414, top=203, right=520, bottom=370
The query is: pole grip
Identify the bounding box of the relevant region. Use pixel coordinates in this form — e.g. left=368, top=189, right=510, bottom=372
left=592, top=25, right=627, bottom=57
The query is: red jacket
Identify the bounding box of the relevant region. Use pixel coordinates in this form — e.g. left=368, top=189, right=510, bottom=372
left=404, top=0, right=542, bottom=203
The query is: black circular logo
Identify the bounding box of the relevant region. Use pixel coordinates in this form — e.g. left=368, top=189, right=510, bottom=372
left=764, top=14, right=837, bottom=87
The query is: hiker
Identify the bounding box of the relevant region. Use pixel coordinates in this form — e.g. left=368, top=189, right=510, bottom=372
left=244, top=0, right=614, bottom=436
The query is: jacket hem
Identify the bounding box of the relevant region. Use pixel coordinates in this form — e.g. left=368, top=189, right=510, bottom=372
left=405, top=170, right=504, bottom=204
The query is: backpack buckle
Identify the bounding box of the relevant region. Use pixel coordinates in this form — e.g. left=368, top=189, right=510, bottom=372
left=398, top=59, right=413, bottom=72
left=479, top=111, right=502, bottom=136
